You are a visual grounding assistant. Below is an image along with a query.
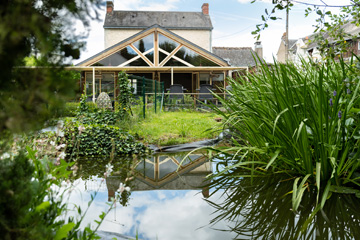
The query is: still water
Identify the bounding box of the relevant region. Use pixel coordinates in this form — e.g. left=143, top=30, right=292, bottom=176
left=64, top=152, right=237, bottom=239
left=64, top=152, right=360, bottom=239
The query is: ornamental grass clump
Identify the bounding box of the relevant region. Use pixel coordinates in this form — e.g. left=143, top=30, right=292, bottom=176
left=210, top=57, right=360, bottom=220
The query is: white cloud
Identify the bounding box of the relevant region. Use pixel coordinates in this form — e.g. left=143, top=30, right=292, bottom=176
left=237, top=0, right=272, bottom=3
left=115, top=0, right=180, bottom=11
left=61, top=180, right=237, bottom=240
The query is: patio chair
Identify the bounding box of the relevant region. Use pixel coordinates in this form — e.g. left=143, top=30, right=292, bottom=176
left=197, top=84, right=216, bottom=105
left=166, top=84, right=187, bottom=104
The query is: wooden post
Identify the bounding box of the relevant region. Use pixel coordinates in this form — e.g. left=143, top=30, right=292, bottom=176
left=142, top=76, right=146, bottom=119
left=92, top=67, right=95, bottom=103
left=171, top=67, right=174, bottom=85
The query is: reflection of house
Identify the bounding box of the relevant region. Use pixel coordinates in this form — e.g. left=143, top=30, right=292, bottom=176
left=277, top=22, right=360, bottom=64
left=73, top=2, right=259, bottom=101
left=106, top=153, right=212, bottom=200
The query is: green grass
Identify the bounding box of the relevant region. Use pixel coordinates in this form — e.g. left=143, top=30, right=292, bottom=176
left=129, top=110, right=222, bottom=146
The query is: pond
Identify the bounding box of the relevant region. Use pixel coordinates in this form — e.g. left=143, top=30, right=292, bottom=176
left=64, top=152, right=237, bottom=239
left=63, top=151, right=360, bottom=239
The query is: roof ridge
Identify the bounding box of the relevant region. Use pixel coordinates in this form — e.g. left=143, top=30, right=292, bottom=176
left=111, top=10, right=202, bottom=14
left=213, top=46, right=253, bottom=50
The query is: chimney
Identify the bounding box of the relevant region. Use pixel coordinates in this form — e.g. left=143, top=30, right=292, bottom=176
left=254, top=41, right=263, bottom=59
left=106, top=1, right=114, bottom=13
left=202, top=3, right=209, bottom=15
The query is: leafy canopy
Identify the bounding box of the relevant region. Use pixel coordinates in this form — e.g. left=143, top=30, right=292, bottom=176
left=0, top=0, right=102, bottom=134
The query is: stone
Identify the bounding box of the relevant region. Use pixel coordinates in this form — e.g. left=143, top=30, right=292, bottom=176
left=96, top=92, right=113, bottom=110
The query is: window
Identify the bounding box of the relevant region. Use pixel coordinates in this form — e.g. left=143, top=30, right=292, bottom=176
left=175, top=46, right=220, bottom=66
left=101, top=73, right=115, bottom=99
left=85, top=73, right=100, bottom=98
left=212, top=73, right=224, bottom=82
left=199, top=73, right=210, bottom=85
left=159, top=33, right=179, bottom=53
left=91, top=30, right=223, bottom=67
left=133, top=33, right=154, bottom=53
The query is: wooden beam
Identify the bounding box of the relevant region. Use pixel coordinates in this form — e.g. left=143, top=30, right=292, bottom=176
left=119, top=55, right=141, bottom=67
left=171, top=67, right=173, bottom=85
left=66, top=66, right=247, bottom=72
left=92, top=67, right=95, bottom=103
left=159, top=44, right=183, bottom=67
left=157, top=28, right=228, bottom=66
left=158, top=48, right=194, bottom=67
left=154, top=30, right=159, bottom=66
left=130, top=44, right=154, bottom=67
left=80, top=30, right=155, bottom=66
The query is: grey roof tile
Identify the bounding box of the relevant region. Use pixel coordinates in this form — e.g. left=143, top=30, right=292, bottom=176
left=212, top=47, right=262, bottom=67
left=104, top=11, right=213, bottom=30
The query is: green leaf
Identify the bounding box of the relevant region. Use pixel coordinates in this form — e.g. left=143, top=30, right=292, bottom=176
left=265, top=149, right=281, bottom=170
left=320, top=181, right=331, bottom=209
left=54, top=222, right=75, bottom=240
left=316, top=162, right=321, bottom=204
left=35, top=201, right=50, bottom=212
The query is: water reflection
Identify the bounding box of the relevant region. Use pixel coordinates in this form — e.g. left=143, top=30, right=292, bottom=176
left=67, top=152, right=236, bottom=239
left=208, top=173, right=360, bottom=239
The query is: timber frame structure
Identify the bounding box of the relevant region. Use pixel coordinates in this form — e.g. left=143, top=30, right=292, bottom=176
left=70, top=25, right=248, bottom=102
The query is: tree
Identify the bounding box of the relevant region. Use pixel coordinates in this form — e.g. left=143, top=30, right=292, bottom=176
left=252, top=0, right=360, bottom=58
left=0, top=0, right=102, bottom=134
left=0, top=1, right=106, bottom=239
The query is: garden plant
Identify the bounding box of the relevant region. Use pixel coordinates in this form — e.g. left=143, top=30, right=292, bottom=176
left=208, top=56, right=360, bottom=236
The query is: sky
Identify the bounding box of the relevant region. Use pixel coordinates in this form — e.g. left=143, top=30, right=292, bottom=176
left=64, top=178, right=238, bottom=239
left=74, top=0, right=351, bottom=64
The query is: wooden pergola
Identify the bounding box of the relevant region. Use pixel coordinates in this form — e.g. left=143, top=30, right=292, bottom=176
left=66, top=66, right=248, bottom=103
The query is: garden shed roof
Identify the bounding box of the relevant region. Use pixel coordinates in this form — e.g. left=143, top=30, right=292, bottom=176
left=212, top=47, right=262, bottom=67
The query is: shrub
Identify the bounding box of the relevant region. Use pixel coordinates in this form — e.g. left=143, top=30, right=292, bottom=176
left=0, top=149, right=103, bottom=239
left=63, top=120, right=149, bottom=157
left=78, top=110, right=120, bottom=126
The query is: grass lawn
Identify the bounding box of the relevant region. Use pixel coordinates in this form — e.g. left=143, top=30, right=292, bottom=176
left=130, top=111, right=222, bottom=146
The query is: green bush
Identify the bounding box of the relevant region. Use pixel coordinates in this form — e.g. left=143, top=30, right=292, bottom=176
left=0, top=149, right=101, bottom=239
left=63, top=120, right=149, bottom=157
left=78, top=110, right=119, bottom=126
left=64, top=102, right=79, bottom=117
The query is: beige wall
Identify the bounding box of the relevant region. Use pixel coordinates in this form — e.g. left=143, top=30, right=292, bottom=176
left=171, top=29, right=211, bottom=51
left=104, top=29, right=142, bottom=49
left=277, top=41, right=286, bottom=63
left=104, top=28, right=212, bottom=51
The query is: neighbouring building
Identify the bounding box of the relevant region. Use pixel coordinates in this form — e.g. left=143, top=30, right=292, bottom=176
left=277, top=21, right=360, bottom=64
left=213, top=42, right=264, bottom=77
left=276, top=32, right=297, bottom=63
left=73, top=1, right=263, bottom=101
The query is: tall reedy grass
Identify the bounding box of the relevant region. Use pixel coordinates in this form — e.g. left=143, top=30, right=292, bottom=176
left=210, top=57, right=360, bottom=213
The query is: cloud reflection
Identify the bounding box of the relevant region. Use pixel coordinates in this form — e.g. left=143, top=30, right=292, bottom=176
left=64, top=178, right=236, bottom=239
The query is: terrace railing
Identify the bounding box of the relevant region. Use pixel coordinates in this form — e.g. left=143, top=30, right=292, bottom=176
left=128, top=75, right=164, bottom=119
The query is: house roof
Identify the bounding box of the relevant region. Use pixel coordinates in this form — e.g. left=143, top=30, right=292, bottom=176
left=104, top=10, right=213, bottom=30
left=76, top=24, right=227, bottom=67
left=301, top=21, right=360, bottom=50
left=288, top=39, right=297, bottom=51
left=212, top=47, right=261, bottom=67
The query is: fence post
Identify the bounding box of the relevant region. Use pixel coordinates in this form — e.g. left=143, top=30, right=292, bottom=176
left=155, top=80, right=157, bottom=114
left=142, top=76, right=145, bottom=119
left=160, top=82, right=164, bottom=113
